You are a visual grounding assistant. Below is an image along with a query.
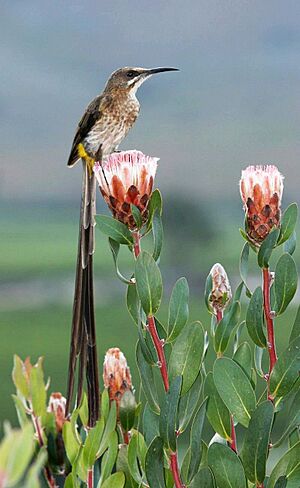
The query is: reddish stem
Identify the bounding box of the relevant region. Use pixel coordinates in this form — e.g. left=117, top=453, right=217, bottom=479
left=132, top=231, right=183, bottom=487
left=216, top=310, right=237, bottom=453
left=87, top=467, right=94, bottom=488
left=170, top=452, right=184, bottom=488
left=32, top=416, right=57, bottom=488
left=123, top=430, right=130, bottom=445
left=262, top=268, right=277, bottom=401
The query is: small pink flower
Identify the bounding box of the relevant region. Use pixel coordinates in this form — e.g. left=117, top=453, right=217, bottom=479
left=209, top=263, right=232, bottom=314
left=103, top=348, right=132, bottom=408
left=240, top=165, right=284, bottom=244
left=94, top=150, right=158, bottom=229
left=47, top=392, right=66, bottom=432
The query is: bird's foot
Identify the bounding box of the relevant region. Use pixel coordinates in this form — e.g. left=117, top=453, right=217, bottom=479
left=78, top=143, right=95, bottom=177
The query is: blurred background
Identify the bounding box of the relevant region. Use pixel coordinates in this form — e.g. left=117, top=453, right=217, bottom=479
left=1, top=0, right=300, bottom=430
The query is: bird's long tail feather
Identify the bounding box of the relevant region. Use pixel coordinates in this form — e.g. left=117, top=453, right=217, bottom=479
left=65, top=162, right=99, bottom=427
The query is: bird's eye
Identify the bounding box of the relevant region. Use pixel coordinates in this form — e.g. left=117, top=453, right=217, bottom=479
left=126, top=71, right=135, bottom=78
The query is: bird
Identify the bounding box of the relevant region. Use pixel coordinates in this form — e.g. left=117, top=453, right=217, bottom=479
left=65, top=66, right=179, bottom=426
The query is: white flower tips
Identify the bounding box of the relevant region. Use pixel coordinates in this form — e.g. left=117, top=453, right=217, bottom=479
left=208, top=263, right=232, bottom=314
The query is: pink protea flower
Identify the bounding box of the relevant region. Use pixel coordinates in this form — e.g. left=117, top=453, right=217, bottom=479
left=103, top=348, right=132, bottom=408
left=240, top=165, right=284, bottom=244
left=208, top=263, right=232, bottom=314
left=47, top=392, right=66, bottom=432
left=94, top=150, right=158, bottom=229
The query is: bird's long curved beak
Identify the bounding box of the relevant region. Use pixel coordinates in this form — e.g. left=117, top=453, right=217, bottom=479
left=146, top=67, right=179, bottom=75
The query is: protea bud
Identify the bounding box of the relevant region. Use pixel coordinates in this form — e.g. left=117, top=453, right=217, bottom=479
left=207, top=263, right=232, bottom=315
left=240, top=165, right=284, bottom=245
left=94, top=150, right=158, bottom=229
left=47, top=392, right=66, bottom=432
left=103, top=348, right=133, bottom=408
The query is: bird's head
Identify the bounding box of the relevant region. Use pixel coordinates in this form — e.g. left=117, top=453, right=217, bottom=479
left=104, top=66, right=179, bottom=94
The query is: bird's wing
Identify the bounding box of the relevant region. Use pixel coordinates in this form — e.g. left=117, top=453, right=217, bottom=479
left=67, top=95, right=104, bottom=167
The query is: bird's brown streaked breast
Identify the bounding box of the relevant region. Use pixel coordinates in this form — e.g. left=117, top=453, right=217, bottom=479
left=84, top=96, right=140, bottom=159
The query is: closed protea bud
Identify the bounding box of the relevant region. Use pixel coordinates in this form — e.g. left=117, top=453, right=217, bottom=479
left=103, top=348, right=133, bottom=408
left=47, top=392, right=66, bottom=433
left=94, top=150, right=158, bottom=229
left=207, top=263, right=232, bottom=315
left=240, top=165, right=284, bottom=245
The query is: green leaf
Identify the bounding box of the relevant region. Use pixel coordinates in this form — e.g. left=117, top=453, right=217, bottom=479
left=208, top=442, right=246, bottom=488
left=145, top=189, right=163, bottom=234
left=273, top=388, right=300, bottom=447
left=101, top=388, right=110, bottom=423
left=152, top=209, right=163, bottom=261
left=269, top=335, right=300, bottom=399
left=24, top=448, right=48, bottom=488
left=0, top=423, right=35, bottom=486
left=167, top=277, right=189, bottom=342
left=63, top=418, right=81, bottom=465
left=30, top=358, right=46, bottom=416
left=214, top=301, right=241, bottom=355
left=178, top=372, right=202, bottom=434
left=290, top=305, right=300, bottom=344
left=128, top=431, right=147, bottom=485
left=233, top=342, right=252, bottom=381
left=126, top=283, right=140, bottom=326
left=268, top=441, right=300, bottom=488
left=159, top=376, right=182, bottom=451
left=190, top=467, right=216, bottom=487
left=187, top=398, right=207, bottom=482
left=78, top=393, right=89, bottom=428
left=117, top=445, right=138, bottom=488
left=131, top=204, right=143, bottom=229
left=204, top=372, right=231, bottom=441
left=95, top=215, right=134, bottom=245
left=169, top=321, right=205, bottom=395
left=289, top=428, right=300, bottom=449
left=254, top=345, right=265, bottom=378
left=274, top=253, right=298, bottom=315
left=257, top=228, right=280, bottom=268
left=101, top=472, right=125, bottom=488
left=96, top=401, right=117, bottom=458
left=109, top=238, right=133, bottom=284
left=119, top=390, right=137, bottom=432
left=204, top=273, right=213, bottom=313
left=240, top=401, right=274, bottom=483
left=82, top=418, right=105, bottom=468
left=143, top=403, right=160, bottom=445
left=98, top=430, right=119, bottom=486
left=284, top=230, right=297, bottom=255
left=240, top=242, right=251, bottom=296
left=136, top=342, right=160, bottom=414
left=246, top=286, right=267, bottom=347
left=278, top=203, right=298, bottom=245
left=12, top=395, right=28, bottom=428
left=12, top=355, right=30, bottom=398
left=213, top=357, right=256, bottom=427
left=145, top=437, right=166, bottom=488
left=135, top=251, right=162, bottom=316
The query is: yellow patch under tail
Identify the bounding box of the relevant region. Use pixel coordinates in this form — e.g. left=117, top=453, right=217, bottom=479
left=78, top=143, right=95, bottom=177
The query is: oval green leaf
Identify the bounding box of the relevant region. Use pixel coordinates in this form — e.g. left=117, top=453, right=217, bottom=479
left=278, top=203, right=298, bottom=245
left=246, top=286, right=267, bottom=347
left=135, top=251, right=162, bottom=316
left=213, top=357, right=256, bottom=427
left=169, top=321, right=205, bottom=395
left=269, top=335, right=300, bottom=399
left=240, top=401, right=274, bottom=483
left=159, top=376, right=182, bottom=451
left=268, top=440, right=300, bottom=488
left=95, top=215, right=133, bottom=245
left=257, top=228, right=280, bottom=269
left=204, top=372, right=231, bottom=441
left=208, top=442, right=246, bottom=488
left=214, top=301, right=241, bottom=355
left=168, top=277, right=189, bottom=342
left=145, top=437, right=166, bottom=488
left=274, top=253, right=297, bottom=315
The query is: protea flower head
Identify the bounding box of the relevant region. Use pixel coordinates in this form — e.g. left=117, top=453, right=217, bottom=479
left=240, top=165, right=284, bottom=244
left=94, top=150, right=158, bottom=229
left=208, top=263, right=232, bottom=314
left=103, top=348, right=132, bottom=407
left=47, top=392, right=66, bottom=432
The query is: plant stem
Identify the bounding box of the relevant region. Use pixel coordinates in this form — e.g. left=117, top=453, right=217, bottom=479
left=87, top=467, right=94, bottom=488
left=32, top=415, right=58, bottom=488
left=132, top=230, right=183, bottom=488
left=215, top=310, right=237, bottom=453
left=262, top=268, right=277, bottom=401
left=123, top=430, right=130, bottom=445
